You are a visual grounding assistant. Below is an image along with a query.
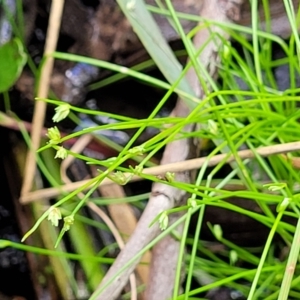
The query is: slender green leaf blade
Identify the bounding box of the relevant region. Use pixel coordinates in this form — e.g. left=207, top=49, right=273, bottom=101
left=117, top=0, right=197, bottom=109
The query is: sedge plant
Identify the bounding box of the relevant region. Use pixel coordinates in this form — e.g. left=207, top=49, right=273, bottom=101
left=2, top=0, right=300, bottom=299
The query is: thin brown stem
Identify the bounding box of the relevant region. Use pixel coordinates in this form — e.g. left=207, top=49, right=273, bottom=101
left=20, top=141, right=300, bottom=204
left=20, top=0, right=65, bottom=196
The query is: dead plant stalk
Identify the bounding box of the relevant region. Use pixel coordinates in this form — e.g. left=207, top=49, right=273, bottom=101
left=91, top=1, right=245, bottom=299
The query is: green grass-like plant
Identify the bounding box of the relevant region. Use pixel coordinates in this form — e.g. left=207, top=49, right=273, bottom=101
left=2, top=0, right=300, bottom=299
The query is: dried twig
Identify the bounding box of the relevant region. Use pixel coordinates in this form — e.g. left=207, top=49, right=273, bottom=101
left=97, top=182, right=151, bottom=288
left=144, top=1, right=245, bottom=298
left=20, top=0, right=65, bottom=196
left=20, top=140, right=300, bottom=204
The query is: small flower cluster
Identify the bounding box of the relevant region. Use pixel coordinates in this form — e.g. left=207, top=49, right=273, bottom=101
left=53, top=104, right=70, bottom=123
left=46, top=127, right=68, bottom=159
left=47, top=206, right=74, bottom=230
left=46, top=103, right=71, bottom=159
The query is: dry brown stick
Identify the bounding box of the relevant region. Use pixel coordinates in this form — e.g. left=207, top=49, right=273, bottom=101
left=143, top=215, right=184, bottom=299
left=87, top=203, right=138, bottom=300
left=144, top=1, right=245, bottom=298
left=97, top=182, right=152, bottom=289
left=20, top=0, right=65, bottom=196
left=20, top=140, right=300, bottom=204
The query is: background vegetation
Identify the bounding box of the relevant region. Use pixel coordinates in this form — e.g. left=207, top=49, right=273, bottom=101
left=1, top=0, right=300, bottom=299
